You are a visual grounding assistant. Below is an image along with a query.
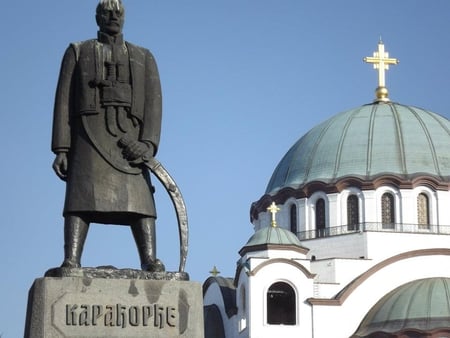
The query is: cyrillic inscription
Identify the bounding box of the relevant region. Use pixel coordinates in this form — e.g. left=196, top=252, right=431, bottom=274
left=66, top=304, right=177, bottom=329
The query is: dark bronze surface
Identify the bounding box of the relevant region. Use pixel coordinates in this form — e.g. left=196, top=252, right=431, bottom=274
left=51, top=0, right=187, bottom=274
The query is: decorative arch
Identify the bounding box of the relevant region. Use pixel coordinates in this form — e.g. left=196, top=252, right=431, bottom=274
left=250, top=173, right=448, bottom=224
left=249, top=258, right=315, bottom=279
left=308, top=248, right=450, bottom=306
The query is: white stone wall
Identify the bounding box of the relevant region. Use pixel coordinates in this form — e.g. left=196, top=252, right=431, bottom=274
left=305, top=232, right=368, bottom=260
left=311, top=257, right=372, bottom=289
left=311, top=254, right=450, bottom=338
left=364, top=231, right=450, bottom=261
left=245, top=259, right=314, bottom=338
left=437, top=190, right=450, bottom=225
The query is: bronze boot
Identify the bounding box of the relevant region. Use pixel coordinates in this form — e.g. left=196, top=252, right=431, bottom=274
left=61, top=216, right=89, bottom=268
left=131, top=217, right=165, bottom=272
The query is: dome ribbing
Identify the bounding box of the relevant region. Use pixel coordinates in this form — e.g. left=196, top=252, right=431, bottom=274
left=352, top=277, right=450, bottom=337
left=266, top=102, right=450, bottom=194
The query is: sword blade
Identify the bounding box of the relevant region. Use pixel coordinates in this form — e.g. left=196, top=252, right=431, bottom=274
left=145, top=157, right=188, bottom=273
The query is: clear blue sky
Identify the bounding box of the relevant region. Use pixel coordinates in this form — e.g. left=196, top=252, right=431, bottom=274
left=2, top=1, right=450, bottom=336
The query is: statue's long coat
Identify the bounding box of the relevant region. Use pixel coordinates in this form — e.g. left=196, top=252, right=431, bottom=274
left=52, top=37, right=162, bottom=225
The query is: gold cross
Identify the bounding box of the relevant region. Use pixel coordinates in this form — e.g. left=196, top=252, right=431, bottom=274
left=364, top=39, right=399, bottom=101
left=209, top=265, right=220, bottom=276
left=267, top=202, right=280, bottom=227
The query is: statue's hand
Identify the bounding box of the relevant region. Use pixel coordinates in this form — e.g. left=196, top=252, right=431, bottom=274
left=122, top=140, right=153, bottom=162
left=53, top=152, right=68, bottom=181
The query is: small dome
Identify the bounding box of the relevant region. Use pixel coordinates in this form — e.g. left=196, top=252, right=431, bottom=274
left=266, top=102, right=450, bottom=194
left=352, top=277, right=450, bottom=337
left=244, top=226, right=302, bottom=247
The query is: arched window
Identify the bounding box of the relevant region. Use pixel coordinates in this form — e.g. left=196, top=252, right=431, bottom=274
left=290, top=204, right=297, bottom=234
left=417, top=193, right=430, bottom=229
left=267, top=282, right=296, bottom=325
left=316, top=198, right=326, bottom=237
left=381, top=193, right=395, bottom=229
left=347, top=195, right=359, bottom=231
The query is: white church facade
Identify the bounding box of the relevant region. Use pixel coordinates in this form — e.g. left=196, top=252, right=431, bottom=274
left=203, top=41, right=450, bottom=338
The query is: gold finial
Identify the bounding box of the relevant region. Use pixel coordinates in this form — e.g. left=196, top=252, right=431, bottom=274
left=267, top=202, right=280, bottom=227
left=364, top=39, right=399, bottom=102
left=209, top=265, right=220, bottom=276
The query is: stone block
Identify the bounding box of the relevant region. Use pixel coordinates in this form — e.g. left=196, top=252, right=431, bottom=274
left=24, top=272, right=204, bottom=338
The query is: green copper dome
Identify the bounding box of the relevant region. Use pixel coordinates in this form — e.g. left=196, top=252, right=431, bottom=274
left=352, top=277, right=450, bottom=337
left=244, top=226, right=303, bottom=247
left=266, top=102, right=450, bottom=194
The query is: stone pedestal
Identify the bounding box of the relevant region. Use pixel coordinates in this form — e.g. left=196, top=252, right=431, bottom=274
left=24, top=268, right=204, bottom=338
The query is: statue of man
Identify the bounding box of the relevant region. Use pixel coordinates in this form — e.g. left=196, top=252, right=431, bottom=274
left=52, top=0, right=164, bottom=272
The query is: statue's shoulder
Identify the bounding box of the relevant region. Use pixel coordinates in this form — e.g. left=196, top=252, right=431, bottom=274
left=67, top=39, right=97, bottom=61
left=125, top=41, right=154, bottom=59
left=124, top=41, right=146, bottom=52
left=69, top=39, right=96, bottom=49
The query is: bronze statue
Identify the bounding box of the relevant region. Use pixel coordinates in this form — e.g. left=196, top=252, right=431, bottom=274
left=52, top=0, right=166, bottom=272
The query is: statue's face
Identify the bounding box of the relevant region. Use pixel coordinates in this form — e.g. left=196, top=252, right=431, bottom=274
left=96, top=7, right=124, bottom=35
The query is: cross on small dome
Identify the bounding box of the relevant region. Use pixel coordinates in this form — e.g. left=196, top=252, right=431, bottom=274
left=267, top=202, right=280, bottom=227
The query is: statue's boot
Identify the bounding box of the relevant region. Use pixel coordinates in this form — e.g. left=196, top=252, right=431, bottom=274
left=61, top=216, right=89, bottom=268
left=132, top=217, right=165, bottom=272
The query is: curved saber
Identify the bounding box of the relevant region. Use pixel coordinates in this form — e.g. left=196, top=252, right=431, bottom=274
left=144, top=157, right=188, bottom=273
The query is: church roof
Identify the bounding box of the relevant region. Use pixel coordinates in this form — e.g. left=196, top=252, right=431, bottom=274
left=239, top=225, right=308, bottom=256
left=245, top=226, right=302, bottom=247
left=203, top=277, right=237, bottom=318
left=266, top=101, right=450, bottom=194
left=352, top=277, right=450, bottom=337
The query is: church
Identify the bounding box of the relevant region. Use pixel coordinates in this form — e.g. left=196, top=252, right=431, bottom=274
left=202, top=41, right=450, bottom=337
